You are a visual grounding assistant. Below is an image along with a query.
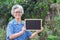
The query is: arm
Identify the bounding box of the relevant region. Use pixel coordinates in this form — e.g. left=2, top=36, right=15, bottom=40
left=29, top=27, right=43, bottom=39
left=9, top=30, right=25, bottom=40
left=9, top=27, right=26, bottom=40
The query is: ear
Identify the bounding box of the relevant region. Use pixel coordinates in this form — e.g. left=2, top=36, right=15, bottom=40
left=21, top=13, right=23, bottom=16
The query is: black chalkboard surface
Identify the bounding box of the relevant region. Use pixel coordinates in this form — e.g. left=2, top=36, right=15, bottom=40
left=25, top=19, right=42, bottom=30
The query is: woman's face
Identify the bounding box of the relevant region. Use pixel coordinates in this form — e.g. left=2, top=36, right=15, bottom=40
left=13, top=8, right=22, bottom=19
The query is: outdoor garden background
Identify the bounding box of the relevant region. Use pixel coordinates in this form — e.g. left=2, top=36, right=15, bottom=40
left=0, top=0, right=60, bottom=40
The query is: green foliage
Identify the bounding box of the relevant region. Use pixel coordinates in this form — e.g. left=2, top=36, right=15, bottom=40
left=57, top=0, right=60, bottom=4
left=48, top=35, right=57, bottom=40
left=0, top=28, right=6, bottom=40
left=0, top=0, right=49, bottom=25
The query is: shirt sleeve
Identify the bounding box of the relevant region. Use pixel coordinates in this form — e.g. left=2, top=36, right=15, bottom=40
left=26, top=31, right=32, bottom=38
left=6, top=23, right=13, bottom=40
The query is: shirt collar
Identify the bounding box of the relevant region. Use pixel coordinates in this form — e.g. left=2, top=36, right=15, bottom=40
left=13, top=19, right=24, bottom=25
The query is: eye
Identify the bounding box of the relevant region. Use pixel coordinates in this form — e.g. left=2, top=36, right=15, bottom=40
left=15, top=11, right=22, bottom=13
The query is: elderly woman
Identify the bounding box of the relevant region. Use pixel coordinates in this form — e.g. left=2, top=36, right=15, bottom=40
left=6, top=4, right=43, bottom=40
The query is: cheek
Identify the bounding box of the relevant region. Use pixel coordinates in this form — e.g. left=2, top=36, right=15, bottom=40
left=20, top=14, right=22, bottom=16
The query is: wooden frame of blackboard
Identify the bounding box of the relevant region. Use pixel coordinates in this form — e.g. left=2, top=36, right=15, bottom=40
left=25, top=19, right=42, bottom=31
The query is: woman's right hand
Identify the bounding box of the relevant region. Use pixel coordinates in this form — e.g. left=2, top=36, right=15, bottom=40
left=22, top=26, right=26, bottom=32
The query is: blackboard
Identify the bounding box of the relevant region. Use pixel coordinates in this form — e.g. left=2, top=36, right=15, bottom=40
left=25, top=19, right=42, bottom=30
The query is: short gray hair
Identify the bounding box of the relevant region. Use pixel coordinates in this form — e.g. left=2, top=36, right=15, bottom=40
left=11, top=4, right=24, bottom=15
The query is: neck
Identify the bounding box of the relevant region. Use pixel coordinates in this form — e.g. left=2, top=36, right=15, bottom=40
left=15, top=18, right=21, bottom=24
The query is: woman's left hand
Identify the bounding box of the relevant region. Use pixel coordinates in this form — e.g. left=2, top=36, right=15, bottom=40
left=35, top=27, right=43, bottom=33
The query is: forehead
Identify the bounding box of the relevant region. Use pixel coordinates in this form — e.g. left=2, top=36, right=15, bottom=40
left=13, top=8, right=22, bottom=12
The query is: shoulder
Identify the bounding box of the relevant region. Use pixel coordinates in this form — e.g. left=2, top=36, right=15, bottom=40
left=7, top=19, right=15, bottom=29
left=8, top=19, right=15, bottom=25
left=22, top=21, right=24, bottom=24
left=21, top=21, right=25, bottom=25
